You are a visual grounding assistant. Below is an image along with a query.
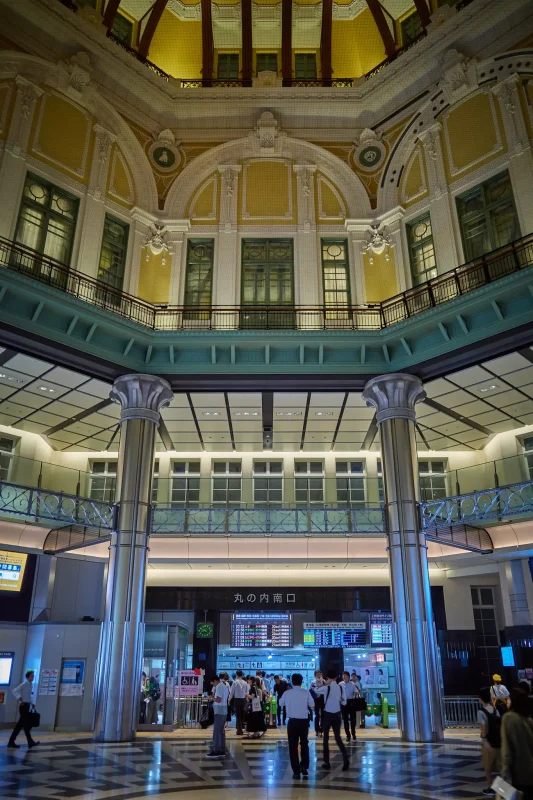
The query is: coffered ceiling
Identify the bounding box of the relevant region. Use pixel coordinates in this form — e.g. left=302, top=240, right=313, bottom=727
left=0, top=346, right=532, bottom=454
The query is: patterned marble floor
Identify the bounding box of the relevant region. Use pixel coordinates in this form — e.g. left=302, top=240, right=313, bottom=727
left=0, top=734, right=489, bottom=800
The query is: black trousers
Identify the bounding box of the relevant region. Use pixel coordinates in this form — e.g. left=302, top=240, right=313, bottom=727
left=287, top=718, right=309, bottom=775
left=323, top=710, right=348, bottom=766
left=314, top=695, right=324, bottom=734
left=342, top=699, right=357, bottom=738
left=233, top=697, right=246, bottom=734
left=9, top=702, right=33, bottom=745
left=277, top=699, right=287, bottom=725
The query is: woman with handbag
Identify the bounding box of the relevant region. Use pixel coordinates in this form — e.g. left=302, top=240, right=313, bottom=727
left=7, top=670, right=39, bottom=749
left=500, top=688, right=533, bottom=800
left=246, top=677, right=267, bottom=738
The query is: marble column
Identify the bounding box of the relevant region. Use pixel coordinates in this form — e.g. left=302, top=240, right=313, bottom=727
left=76, top=124, right=116, bottom=281
left=93, top=374, right=172, bottom=743
left=362, top=373, right=444, bottom=743
left=492, top=75, right=533, bottom=237
left=294, top=165, right=319, bottom=326
left=419, top=123, right=460, bottom=273
left=0, top=76, right=42, bottom=240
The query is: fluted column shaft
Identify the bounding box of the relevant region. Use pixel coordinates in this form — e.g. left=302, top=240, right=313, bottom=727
left=93, top=374, right=172, bottom=743
left=363, top=373, right=444, bottom=743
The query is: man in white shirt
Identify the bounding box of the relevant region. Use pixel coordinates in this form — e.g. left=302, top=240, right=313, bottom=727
left=316, top=670, right=349, bottom=771
left=341, top=671, right=357, bottom=742
left=206, top=675, right=229, bottom=759
left=229, top=669, right=248, bottom=735
left=8, top=670, right=39, bottom=749
left=280, top=672, right=314, bottom=779
left=352, top=672, right=366, bottom=729
left=310, top=669, right=326, bottom=736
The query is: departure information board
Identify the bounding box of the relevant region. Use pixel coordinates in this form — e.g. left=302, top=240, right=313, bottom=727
left=303, top=622, right=366, bottom=648
left=231, top=613, right=293, bottom=648
left=370, top=613, right=393, bottom=646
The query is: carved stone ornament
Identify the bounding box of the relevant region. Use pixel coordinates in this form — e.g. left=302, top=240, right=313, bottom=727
left=93, top=125, right=115, bottom=166
left=148, top=129, right=182, bottom=173
left=352, top=128, right=387, bottom=172
left=362, top=373, right=426, bottom=425
left=110, top=374, right=173, bottom=425
left=144, top=224, right=172, bottom=265
left=362, top=223, right=392, bottom=265
left=18, top=81, right=40, bottom=119
left=220, top=167, right=239, bottom=198
left=439, top=49, right=478, bottom=104
left=256, top=111, right=279, bottom=153
left=58, top=51, right=92, bottom=95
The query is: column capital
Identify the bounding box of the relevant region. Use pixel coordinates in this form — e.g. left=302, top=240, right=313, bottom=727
left=362, top=372, right=426, bottom=424
left=110, top=374, right=173, bottom=424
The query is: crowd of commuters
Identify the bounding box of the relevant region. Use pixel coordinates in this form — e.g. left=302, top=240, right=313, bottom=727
left=205, top=667, right=367, bottom=773
left=478, top=674, right=533, bottom=798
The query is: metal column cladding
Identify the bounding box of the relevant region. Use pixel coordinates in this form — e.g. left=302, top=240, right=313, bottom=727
left=93, top=374, right=172, bottom=743
left=363, top=373, right=444, bottom=743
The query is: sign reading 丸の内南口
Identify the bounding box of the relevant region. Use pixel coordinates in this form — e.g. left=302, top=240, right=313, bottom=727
left=177, top=670, right=203, bottom=696
left=59, top=660, right=85, bottom=696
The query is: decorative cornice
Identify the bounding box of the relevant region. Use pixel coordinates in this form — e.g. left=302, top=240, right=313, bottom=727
left=110, top=374, right=173, bottom=424
left=362, top=373, right=426, bottom=424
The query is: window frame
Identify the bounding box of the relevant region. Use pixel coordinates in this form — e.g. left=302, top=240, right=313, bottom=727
left=0, top=437, right=16, bottom=482
left=217, top=53, right=239, bottom=80
left=406, top=213, right=437, bottom=286
left=171, top=460, right=201, bottom=508
left=335, top=460, right=366, bottom=508
left=321, top=239, right=351, bottom=308
left=183, top=239, right=215, bottom=315
left=418, top=459, right=448, bottom=502
left=294, top=461, right=324, bottom=506
left=256, top=53, right=278, bottom=75
left=240, top=238, right=295, bottom=308
left=89, top=460, right=117, bottom=504
left=253, top=460, right=284, bottom=506
left=294, top=53, right=317, bottom=80
left=456, top=170, right=520, bottom=262
left=400, top=10, right=423, bottom=45
left=211, top=461, right=242, bottom=507
left=97, top=214, right=129, bottom=293
left=112, top=12, right=134, bottom=45
left=15, top=172, right=79, bottom=268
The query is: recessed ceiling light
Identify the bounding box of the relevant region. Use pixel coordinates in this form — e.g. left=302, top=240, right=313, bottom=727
left=479, top=385, right=498, bottom=393
left=234, top=411, right=259, bottom=417
left=39, top=386, right=55, bottom=393
left=315, top=412, right=333, bottom=417
left=203, top=411, right=220, bottom=416
left=276, top=411, right=302, bottom=417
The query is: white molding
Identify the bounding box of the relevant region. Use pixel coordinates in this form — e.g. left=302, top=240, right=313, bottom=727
left=442, top=89, right=503, bottom=179
left=317, top=173, right=346, bottom=220
left=190, top=174, right=218, bottom=221
left=32, top=90, right=92, bottom=179
left=107, top=147, right=135, bottom=206
left=400, top=148, right=427, bottom=206
left=241, top=159, right=293, bottom=221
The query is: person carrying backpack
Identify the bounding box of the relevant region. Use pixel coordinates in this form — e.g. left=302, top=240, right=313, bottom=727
left=478, top=687, right=501, bottom=797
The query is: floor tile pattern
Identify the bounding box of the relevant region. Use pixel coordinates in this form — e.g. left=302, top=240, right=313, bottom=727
left=0, top=736, right=488, bottom=799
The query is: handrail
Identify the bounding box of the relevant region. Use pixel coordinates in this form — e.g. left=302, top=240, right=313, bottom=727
left=1, top=231, right=532, bottom=332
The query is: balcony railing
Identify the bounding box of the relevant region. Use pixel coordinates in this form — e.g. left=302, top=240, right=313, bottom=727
left=421, top=480, right=533, bottom=528
left=2, top=232, right=532, bottom=332
left=57, top=0, right=477, bottom=87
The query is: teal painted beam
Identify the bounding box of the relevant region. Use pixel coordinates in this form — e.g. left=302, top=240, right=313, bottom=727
left=1, top=266, right=533, bottom=376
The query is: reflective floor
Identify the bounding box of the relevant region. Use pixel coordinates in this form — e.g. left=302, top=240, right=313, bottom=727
left=0, top=731, right=491, bottom=800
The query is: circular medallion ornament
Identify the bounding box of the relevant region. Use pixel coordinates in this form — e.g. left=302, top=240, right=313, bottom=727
left=354, top=141, right=387, bottom=172
left=148, top=141, right=181, bottom=173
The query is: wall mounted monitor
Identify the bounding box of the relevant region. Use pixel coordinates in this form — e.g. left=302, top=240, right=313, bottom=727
left=231, top=613, right=293, bottom=648
left=0, top=550, right=27, bottom=592
left=370, top=613, right=393, bottom=646
left=303, top=622, right=367, bottom=648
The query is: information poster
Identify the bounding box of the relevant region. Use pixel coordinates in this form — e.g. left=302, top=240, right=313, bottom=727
left=0, top=651, right=14, bottom=686
left=177, top=670, right=203, bottom=697
left=370, top=613, right=393, bottom=646
left=0, top=551, right=27, bottom=592
left=59, top=659, right=85, bottom=696
left=361, top=666, right=389, bottom=690
left=38, top=669, right=59, bottom=696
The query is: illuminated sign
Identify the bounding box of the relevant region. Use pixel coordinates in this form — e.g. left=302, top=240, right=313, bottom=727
left=0, top=550, right=27, bottom=592
left=370, top=613, right=393, bottom=646
left=231, top=613, right=293, bottom=648
left=303, top=622, right=367, bottom=648
left=0, top=652, right=15, bottom=686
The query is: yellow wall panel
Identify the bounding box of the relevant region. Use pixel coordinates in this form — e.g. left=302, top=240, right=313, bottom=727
left=332, top=9, right=386, bottom=78
left=444, top=92, right=504, bottom=179
left=0, top=82, right=14, bottom=141
left=240, top=160, right=296, bottom=224
left=32, top=92, right=92, bottom=181
left=316, top=175, right=345, bottom=220
left=148, top=10, right=202, bottom=79
left=107, top=146, right=135, bottom=207
left=189, top=176, right=219, bottom=223
left=363, top=250, right=398, bottom=303
left=401, top=148, right=428, bottom=207
left=137, top=251, right=171, bottom=304
left=524, top=81, right=533, bottom=140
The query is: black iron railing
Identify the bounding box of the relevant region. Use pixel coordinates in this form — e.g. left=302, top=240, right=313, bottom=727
left=2, top=232, right=532, bottom=331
